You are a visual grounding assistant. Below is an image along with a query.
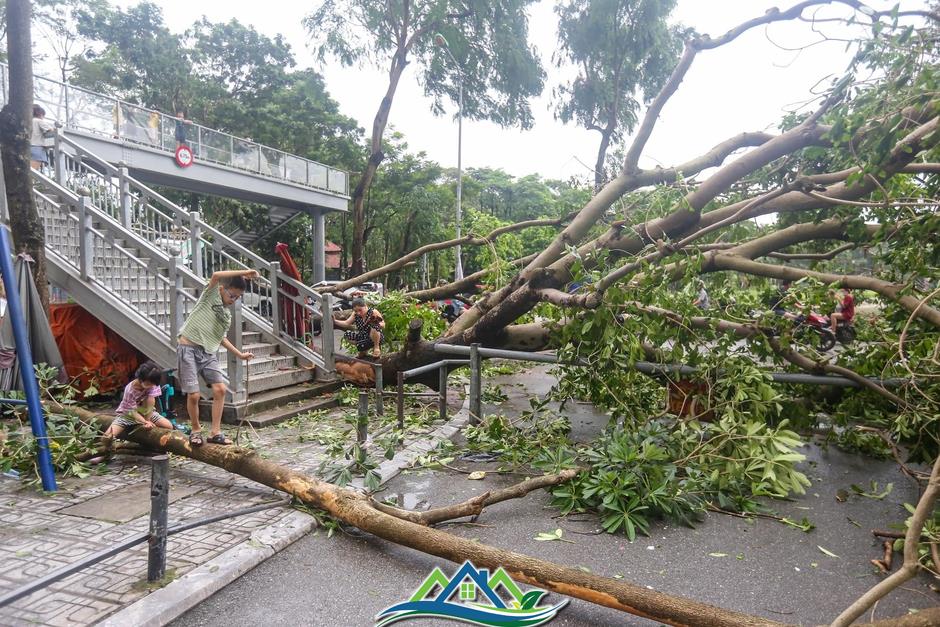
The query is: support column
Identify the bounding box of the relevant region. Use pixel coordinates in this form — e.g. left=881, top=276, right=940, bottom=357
left=311, top=209, right=326, bottom=284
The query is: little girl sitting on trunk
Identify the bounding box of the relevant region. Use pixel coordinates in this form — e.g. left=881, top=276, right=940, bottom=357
left=101, top=362, right=173, bottom=449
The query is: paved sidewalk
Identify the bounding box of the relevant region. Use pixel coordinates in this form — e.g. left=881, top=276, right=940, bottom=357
left=0, top=389, right=462, bottom=626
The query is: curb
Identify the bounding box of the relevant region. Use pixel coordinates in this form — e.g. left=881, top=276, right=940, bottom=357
left=98, top=392, right=471, bottom=627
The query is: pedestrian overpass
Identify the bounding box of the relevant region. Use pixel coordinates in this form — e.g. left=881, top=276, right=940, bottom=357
left=3, top=62, right=349, bottom=283
left=0, top=63, right=353, bottom=419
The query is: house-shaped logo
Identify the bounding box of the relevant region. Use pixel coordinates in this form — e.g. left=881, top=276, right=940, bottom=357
left=375, top=560, right=568, bottom=626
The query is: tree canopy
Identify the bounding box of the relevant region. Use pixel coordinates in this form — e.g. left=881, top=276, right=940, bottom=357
left=554, top=0, right=682, bottom=190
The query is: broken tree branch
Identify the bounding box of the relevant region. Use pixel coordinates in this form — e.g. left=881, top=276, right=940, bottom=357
left=326, top=214, right=574, bottom=293
left=371, top=468, right=580, bottom=526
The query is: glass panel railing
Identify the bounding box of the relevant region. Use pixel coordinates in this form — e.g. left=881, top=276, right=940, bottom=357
left=233, top=137, right=259, bottom=171
left=308, top=162, right=328, bottom=189
left=259, top=146, right=283, bottom=178
left=2, top=62, right=349, bottom=196
left=118, top=102, right=158, bottom=146
left=328, top=170, right=348, bottom=195
left=198, top=126, right=234, bottom=165
left=285, top=154, right=307, bottom=184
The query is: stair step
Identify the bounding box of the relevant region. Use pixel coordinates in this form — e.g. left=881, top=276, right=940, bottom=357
left=217, top=342, right=279, bottom=358
left=243, top=367, right=316, bottom=394
left=221, top=353, right=296, bottom=376
left=239, top=379, right=343, bottom=414
left=222, top=396, right=339, bottom=428
left=242, top=331, right=263, bottom=344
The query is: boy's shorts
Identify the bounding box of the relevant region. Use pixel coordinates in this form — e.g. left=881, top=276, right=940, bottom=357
left=177, top=344, right=228, bottom=394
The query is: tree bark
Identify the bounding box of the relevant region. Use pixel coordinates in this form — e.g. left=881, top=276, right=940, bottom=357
left=0, top=0, right=49, bottom=312
left=350, top=45, right=409, bottom=275
left=371, top=468, right=580, bottom=526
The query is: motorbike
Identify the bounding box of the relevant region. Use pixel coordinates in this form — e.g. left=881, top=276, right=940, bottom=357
left=792, top=313, right=856, bottom=351
left=793, top=312, right=836, bottom=352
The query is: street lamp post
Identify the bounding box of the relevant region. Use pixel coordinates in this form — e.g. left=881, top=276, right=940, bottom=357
left=435, top=33, right=464, bottom=281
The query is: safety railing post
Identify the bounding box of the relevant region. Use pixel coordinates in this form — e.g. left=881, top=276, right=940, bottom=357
left=357, top=390, right=369, bottom=444
left=396, top=371, right=405, bottom=435
left=77, top=195, right=93, bottom=281
left=226, top=304, right=244, bottom=403
left=147, top=455, right=169, bottom=582
left=118, top=165, right=132, bottom=228
left=469, top=343, right=481, bottom=425
left=438, top=364, right=448, bottom=422
left=268, top=261, right=281, bottom=337
left=374, top=363, right=383, bottom=417
left=53, top=129, right=65, bottom=186
left=168, top=255, right=183, bottom=340
left=320, top=293, right=335, bottom=370
left=189, top=211, right=202, bottom=278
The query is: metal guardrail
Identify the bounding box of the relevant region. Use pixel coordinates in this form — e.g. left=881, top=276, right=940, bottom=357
left=0, top=455, right=288, bottom=608
left=430, top=343, right=910, bottom=398
left=397, top=359, right=471, bottom=429
left=1, top=62, right=349, bottom=196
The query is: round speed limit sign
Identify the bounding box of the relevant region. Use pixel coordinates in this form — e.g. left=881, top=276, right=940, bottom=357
left=174, top=145, right=194, bottom=168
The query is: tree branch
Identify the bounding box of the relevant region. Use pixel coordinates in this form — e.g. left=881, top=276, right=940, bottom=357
left=325, top=214, right=573, bottom=293
left=371, top=469, right=580, bottom=526
left=769, top=243, right=856, bottom=261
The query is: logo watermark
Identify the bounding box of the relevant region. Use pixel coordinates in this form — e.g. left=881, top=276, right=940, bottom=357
left=375, top=560, right=568, bottom=627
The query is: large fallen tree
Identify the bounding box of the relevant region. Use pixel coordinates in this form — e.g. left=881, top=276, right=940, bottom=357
left=311, top=2, right=940, bottom=621
left=67, top=406, right=939, bottom=627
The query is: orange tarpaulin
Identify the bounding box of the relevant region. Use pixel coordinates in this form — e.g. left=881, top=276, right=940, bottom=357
left=50, top=303, right=145, bottom=394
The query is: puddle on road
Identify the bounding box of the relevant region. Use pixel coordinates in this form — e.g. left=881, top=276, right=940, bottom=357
left=388, top=476, right=433, bottom=511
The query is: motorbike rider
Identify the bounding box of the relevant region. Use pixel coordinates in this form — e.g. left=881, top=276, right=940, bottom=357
left=830, top=288, right=855, bottom=334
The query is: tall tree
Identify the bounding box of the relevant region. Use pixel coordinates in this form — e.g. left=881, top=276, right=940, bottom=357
left=32, top=0, right=103, bottom=82
left=554, top=0, right=681, bottom=191
left=72, top=1, right=192, bottom=111
left=305, top=0, right=546, bottom=276
left=0, top=0, right=49, bottom=310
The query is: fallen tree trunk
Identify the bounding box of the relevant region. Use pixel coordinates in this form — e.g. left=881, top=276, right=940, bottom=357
left=65, top=406, right=937, bottom=626
left=69, top=406, right=781, bottom=627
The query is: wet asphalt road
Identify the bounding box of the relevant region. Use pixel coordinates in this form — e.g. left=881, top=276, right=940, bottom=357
left=174, top=366, right=938, bottom=626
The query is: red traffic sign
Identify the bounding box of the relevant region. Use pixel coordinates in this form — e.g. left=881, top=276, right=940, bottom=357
left=174, top=145, right=194, bottom=168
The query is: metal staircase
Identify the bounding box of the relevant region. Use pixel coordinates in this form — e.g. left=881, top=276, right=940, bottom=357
left=31, top=134, right=338, bottom=419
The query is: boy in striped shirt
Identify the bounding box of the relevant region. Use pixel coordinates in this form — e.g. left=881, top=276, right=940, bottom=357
left=177, top=269, right=258, bottom=446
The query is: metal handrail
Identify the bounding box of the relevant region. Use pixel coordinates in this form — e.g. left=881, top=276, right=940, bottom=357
left=59, top=133, right=259, bottom=258
left=0, top=454, right=288, bottom=608
left=395, top=358, right=471, bottom=431
left=4, top=62, right=349, bottom=196
left=47, top=136, right=334, bottom=371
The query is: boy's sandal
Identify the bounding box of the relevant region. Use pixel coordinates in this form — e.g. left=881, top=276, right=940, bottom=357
left=189, top=431, right=204, bottom=447
left=207, top=433, right=233, bottom=446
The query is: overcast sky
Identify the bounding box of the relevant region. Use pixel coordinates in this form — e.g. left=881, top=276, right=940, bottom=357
left=96, top=0, right=910, bottom=181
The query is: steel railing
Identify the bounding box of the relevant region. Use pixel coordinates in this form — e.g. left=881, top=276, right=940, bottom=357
left=44, top=135, right=335, bottom=373
left=0, top=455, right=288, bottom=608
left=2, top=62, right=348, bottom=196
